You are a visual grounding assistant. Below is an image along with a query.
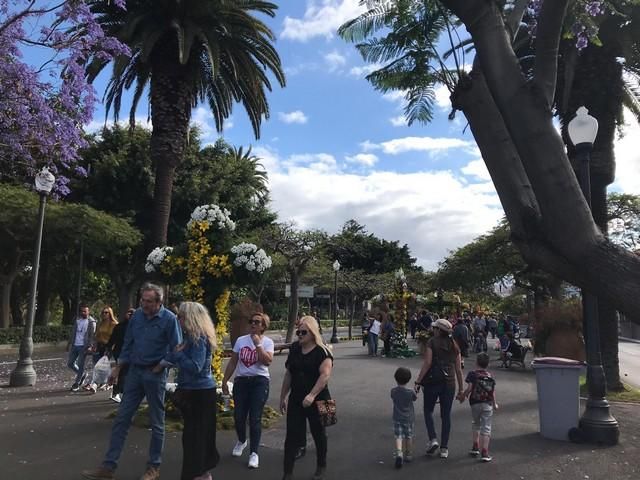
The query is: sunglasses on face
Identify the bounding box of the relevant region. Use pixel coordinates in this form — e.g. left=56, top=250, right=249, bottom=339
left=249, top=319, right=263, bottom=326
left=295, top=330, right=308, bottom=337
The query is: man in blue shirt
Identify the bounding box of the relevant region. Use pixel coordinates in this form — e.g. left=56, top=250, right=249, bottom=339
left=82, top=284, right=182, bottom=480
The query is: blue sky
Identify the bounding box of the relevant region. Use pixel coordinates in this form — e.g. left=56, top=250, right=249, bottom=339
left=80, top=0, right=640, bottom=270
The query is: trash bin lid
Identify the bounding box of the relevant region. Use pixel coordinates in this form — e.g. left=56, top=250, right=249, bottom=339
left=532, top=357, right=585, bottom=369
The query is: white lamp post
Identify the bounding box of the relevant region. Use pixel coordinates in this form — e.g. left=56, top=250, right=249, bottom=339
left=567, top=107, right=619, bottom=445
left=10, top=167, right=55, bottom=387
left=330, top=260, right=341, bottom=344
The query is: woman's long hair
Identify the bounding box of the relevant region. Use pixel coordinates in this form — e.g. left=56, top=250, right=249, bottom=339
left=102, top=306, right=118, bottom=325
left=179, top=302, right=217, bottom=350
left=299, top=315, right=331, bottom=355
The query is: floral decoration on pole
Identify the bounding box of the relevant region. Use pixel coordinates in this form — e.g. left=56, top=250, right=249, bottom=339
left=145, top=204, right=271, bottom=383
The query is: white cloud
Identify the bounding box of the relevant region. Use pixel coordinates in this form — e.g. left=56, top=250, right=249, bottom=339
left=390, top=115, right=406, bottom=127
left=345, top=153, right=379, bottom=167
left=258, top=147, right=502, bottom=270
left=360, top=139, right=380, bottom=152
left=278, top=110, right=309, bottom=124
left=434, top=84, right=452, bottom=110
left=84, top=116, right=152, bottom=133
left=192, top=107, right=232, bottom=140
left=281, top=0, right=367, bottom=42
left=461, top=159, right=492, bottom=182
left=382, top=90, right=407, bottom=106
left=349, top=63, right=383, bottom=77
left=613, top=108, right=640, bottom=194
left=371, top=136, right=475, bottom=155
left=324, top=50, right=347, bottom=72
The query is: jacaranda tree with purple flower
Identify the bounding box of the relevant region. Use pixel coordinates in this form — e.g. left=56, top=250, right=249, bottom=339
left=0, top=0, right=128, bottom=196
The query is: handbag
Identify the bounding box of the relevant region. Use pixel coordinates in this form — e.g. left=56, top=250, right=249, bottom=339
left=315, top=399, right=337, bottom=427
left=92, top=355, right=112, bottom=385
left=420, top=346, right=449, bottom=386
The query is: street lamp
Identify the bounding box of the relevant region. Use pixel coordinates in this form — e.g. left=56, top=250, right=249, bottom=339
left=567, top=107, right=619, bottom=445
left=330, top=260, right=340, bottom=344
left=9, top=167, right=55, bottom=387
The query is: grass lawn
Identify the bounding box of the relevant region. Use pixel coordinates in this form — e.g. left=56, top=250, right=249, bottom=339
left=579, top=376, right=640, bottom=403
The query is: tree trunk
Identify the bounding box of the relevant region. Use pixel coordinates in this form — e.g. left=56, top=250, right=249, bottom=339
left=1, top=282, right=11, bottom=328
left=443, top=0, right=640, bottom=319
left=34, top=255, right=51, bottom=326
left=60, top=294, right=74, bottom=325
left=148, top=39, right=193, bottom=248
left=10, top=279, right=23, bottom=326
left=117, top=282, right=136, bottom=321
left=286, top=270, right=300, bottom=343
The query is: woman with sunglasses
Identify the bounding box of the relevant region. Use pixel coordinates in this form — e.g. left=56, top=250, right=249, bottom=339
left=85, top=306, right=119, bottom=392
left=221, top=312, right=274, bottom=469
left=106, top=308, right=135, bottom=403
left=280, top=316, right=334, bottom=480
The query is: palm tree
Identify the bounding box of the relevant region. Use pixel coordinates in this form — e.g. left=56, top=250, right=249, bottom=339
left=86, top=0, right=285, bottom=247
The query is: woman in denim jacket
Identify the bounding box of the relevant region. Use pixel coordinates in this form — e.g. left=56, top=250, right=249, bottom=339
left=164, top=302, right=219, bottom=480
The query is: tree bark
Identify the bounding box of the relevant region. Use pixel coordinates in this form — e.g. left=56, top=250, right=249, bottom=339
left=10, top=279, right=23, bottom=326
left=286, top=270, right=300, bottom=343
left=34, top=255, right=51, bottom=326
left=0, top=250, right=22, bottom=328
left=148, top=39, right=193, bottom=248
left=442, top=0, right=640, bottom=319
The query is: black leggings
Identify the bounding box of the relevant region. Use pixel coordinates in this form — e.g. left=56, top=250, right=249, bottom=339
left=284, top=398, right=327, bottom=474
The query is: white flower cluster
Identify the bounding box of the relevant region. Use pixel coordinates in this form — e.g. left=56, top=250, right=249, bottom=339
left=145, top=246, right=174, bottom=273
left=187, top=204, right=236, bottom=231
left=395, top=268, right=406, bottom=281
left=231, top=242, right=272, bottom=273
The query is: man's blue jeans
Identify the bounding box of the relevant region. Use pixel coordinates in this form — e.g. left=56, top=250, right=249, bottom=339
left=232, top=375, right=270, bottom=454
left=103, top=365, right=167, bottom=470
left=67, top=345, right=87, bottom=384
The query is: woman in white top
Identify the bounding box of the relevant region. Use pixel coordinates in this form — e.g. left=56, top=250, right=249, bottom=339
left=368, top=314, right=382, bottom=356
left=222, top=312, right=274, bottom=469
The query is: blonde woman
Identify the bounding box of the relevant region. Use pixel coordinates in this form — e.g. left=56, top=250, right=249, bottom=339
left=280, top=316, right=334, bottom=480
left=86, top=306, right=118, bottom=392
left=221, top=312, right=275, bottom=469
left=162, top=301, right=219, bottom=480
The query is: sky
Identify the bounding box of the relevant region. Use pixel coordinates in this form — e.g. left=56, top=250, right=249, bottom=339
left=82, top=0, right=640, bottom=271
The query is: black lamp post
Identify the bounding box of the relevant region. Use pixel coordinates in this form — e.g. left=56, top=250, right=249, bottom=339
left=10, top=167, right=56, bottom=387
left=568, top=106, right=619, bottom=445
left=330, top=260, right=340, bottom=344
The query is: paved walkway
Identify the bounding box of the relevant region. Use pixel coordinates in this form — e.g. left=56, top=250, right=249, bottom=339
left=1, top=340, right=638, bottom=480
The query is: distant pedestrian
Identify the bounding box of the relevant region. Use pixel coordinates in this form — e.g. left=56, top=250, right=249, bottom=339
left=390, top=367, right=417, bottom=469
left=417, top=310, right=432, bottom=332
left=368, top=315, right=382, bottom=356
left=461, top=353, right=498, bottom=462
left=85, top=306, right=118, bottom=393
left=167, top=302, right=220, bottom=480
left=106, top=308, right=134, bottom=403
left=409, top=313, right=418, bottom=339
left=361, top=312, right=369, bottom=347
left=381, top=317, right=395, bottom=356
left=66, top=305, right=96, bottom=392
left=221, top=312, right=274, bottom=470
left=280, top=316, right=334, bottom=480
left=81, top=283, right=182, bottom=480
left=453, top=320, right=471, bottom=368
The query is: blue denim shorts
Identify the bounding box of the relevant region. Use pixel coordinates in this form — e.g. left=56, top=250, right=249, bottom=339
left=393, top=421, right=414, bottom=439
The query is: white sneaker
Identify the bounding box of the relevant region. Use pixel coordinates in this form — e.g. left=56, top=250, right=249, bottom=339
left=110, top=393, right=122, bottom=403
left=439, top=447, right=449, bottom=459
left=232, top=440, right=247, bottom=457
left=248, top=452, right=259, bottom=469
left=426, top=439, right=439, bottom=455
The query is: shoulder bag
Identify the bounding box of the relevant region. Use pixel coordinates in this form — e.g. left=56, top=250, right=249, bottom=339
left=315, top=399, right=337, bottom=427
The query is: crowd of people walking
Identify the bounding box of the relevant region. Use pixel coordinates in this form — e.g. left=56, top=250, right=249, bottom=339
left=71, top=282, right=506, bottom=480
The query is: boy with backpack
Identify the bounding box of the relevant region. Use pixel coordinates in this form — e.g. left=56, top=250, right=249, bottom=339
left=461, top=353, right=498, bottom=462
left=390, top=367, right=418, bottom=469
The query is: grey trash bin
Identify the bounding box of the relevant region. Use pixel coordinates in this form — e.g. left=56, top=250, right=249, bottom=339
left=532, top=357, right=586, bottom=441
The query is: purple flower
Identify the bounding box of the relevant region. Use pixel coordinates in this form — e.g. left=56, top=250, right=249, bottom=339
left=576, top=34, right=589, bottom=50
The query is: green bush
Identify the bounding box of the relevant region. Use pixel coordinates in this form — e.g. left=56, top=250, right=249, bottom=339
left=267, top=319, right=352, bottom=331
left=0, top=325, right=71, bottom=345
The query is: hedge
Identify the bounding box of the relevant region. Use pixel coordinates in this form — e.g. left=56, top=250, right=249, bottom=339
left=0, top=319, right=357, bottom=345
left=0, top=325, right=71, bottom=345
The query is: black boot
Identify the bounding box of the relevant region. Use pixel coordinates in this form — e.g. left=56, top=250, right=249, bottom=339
left=282, top=475, right=293, bottom=480
left=312, top=467, right=326, bottom=480
left=295, top=446, right=306, bottom=460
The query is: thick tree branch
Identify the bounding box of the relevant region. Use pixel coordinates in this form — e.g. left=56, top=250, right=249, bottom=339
left=533, top=0, right=570, bottom=108
left=506, top=0, right=530, bottom=40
